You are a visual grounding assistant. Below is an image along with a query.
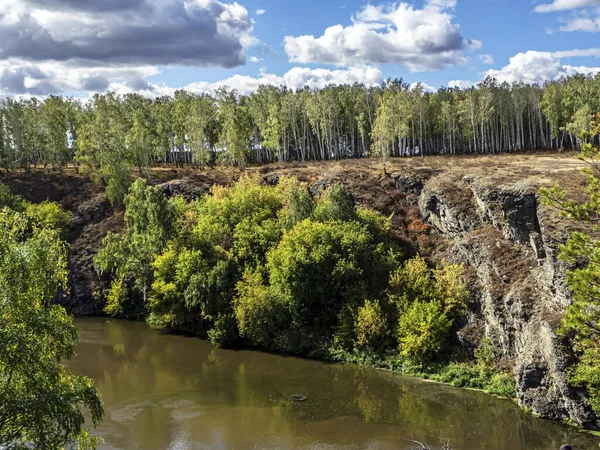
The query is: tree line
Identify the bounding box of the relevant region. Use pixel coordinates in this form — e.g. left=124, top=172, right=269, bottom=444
left=1, top=74, right=600, bottom=202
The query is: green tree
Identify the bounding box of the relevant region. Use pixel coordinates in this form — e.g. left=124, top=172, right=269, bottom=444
left=267, top=219, right=390, bottom=330
left=96, top=179, right=177, bottom=315
left=0, top=208, right=103, bottom=449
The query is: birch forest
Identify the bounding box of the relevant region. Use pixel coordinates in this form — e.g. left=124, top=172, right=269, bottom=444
left=1, top=74, right=599, bottom=202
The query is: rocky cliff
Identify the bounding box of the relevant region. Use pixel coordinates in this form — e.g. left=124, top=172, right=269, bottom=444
left=393, top=169, right=598, bottom=429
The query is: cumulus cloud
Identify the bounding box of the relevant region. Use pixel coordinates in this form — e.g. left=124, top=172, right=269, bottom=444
left=2, top=65, right=384, bottom=98
left=256, top=9, right=266, bottom=15
left=534, top=0, right=599, bottom=13
left=484, top=49, right=600, bottom=84
left=0, top=0, right=261, bottom=95
left=283, top=2, right=481, bottom=71
left=447, top=79, right=475, bottom=89
left=0, top=0, right=257, bottom=67
left=0, top=59, right=162, bottom=96
left=185, top=66, right=384, bottom=96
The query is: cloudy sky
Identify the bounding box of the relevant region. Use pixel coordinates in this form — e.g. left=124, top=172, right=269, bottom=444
left=1, top=0, right=600, bottom=97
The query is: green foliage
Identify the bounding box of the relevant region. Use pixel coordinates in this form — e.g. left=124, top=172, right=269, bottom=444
left=389, top=256, right=470, bottom=318
left=568, top=347, right=600, bottom=414
left=97, top=175, right=476, bottom=388
left=0, top=206, right=102, bottom=449
left=96, top=178, right=178, bottom=316
left=397, top=300, right=452, bottom=362
left=267, top=219, right=390, bottom=329
left=313, top=183, right=358, bottom=223
left=355, top=300, right=389, bottom=352
left=25, top=200, right=72, bottom=236
left=0, top=184, right=25, bottom=211
left=234, top=271, right=289, bottom=347
left=474, top=338, right=497, bottom=371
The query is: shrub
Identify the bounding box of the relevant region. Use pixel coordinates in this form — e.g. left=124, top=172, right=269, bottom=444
left=355, top=300, right=389, bottom=352
left=568, top=347, right=600, bottom=415
left=26, top=200, right=72, bottom=235
left=397, top=300, right=452, bottom=363
left=0, top=183, right=24, bottom=211
left=208, top=314, right=237, bottom=347
left=313, top=183, right=357, bottom=223
left=267, top=219, right=390, bottom=330
left=234, top=271, right=289, bottom=347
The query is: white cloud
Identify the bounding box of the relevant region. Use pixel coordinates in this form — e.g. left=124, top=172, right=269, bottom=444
left=256, top=9, right=266, bottom=15
left=0, top=0, right=258, bottom=67
left=560, top=15, right=600, bottom=31
left=534, top=0, right=599, bottom=13
left=409, top=82, right=437, bottom=93
left=535, top=0, right=600, bottom=33
left=185, top=66, right=382, bottom=96
left=0, top=0, right=263, bottom=95
left=12, top=65, right=383, bottom=98
left=479, top=54, right=494, bottom=64
left=448, top=79, right=475, bottom=89
left=427, top=0, right=457, bottom=8
left=282, top=66, right=383, bottom=91
left=284, top=2, right=481, bottom=71
left=484, top=49, right=600, bottom=84
left=0, top=59, right=160, bottom=96
left=249, top=56, right=263, bottom=63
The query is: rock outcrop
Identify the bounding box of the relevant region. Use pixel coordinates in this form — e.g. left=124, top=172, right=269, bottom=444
left=57, top=194, right=118, bottom=315
left=416, top=172, right=599, bottom=429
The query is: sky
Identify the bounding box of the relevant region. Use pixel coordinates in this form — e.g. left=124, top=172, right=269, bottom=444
left=1, top=0, right=600, bottom=97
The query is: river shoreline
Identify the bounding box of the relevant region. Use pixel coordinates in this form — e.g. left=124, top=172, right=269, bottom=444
left=74, top=317, right=600, bottom=446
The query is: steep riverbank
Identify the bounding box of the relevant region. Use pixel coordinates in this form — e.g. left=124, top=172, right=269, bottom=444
left=3, top=151, right=597, bottom=429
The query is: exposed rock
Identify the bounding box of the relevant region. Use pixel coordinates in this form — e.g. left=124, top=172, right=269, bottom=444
left=309, top=174, right=338, bottom=197
left=391, top=172, right=425, bottom=195
left=57, top=193, right=117, bottom=316
left=157, top=179, right=208, bottom=201
left=263, top=173, right=282, bottom=186
left=72, top=195, right=111, bottom=226
left=417, top=173, right=599, bottom=429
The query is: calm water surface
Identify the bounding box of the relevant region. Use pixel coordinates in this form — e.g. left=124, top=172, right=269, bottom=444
left=69, top=318, right=600, bottom=450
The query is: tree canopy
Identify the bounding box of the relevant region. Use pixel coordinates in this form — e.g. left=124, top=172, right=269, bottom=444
left=0, top=188, right=103, bottom=449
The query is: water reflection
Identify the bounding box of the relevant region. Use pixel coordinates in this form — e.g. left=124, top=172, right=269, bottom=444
left=68, top=318, right=599, bottom=450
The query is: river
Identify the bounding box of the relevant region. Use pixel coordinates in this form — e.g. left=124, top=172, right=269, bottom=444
left=68, top=318, right=600, bottom=450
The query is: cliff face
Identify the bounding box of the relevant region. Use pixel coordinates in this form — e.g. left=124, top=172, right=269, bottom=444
left=38, top=156, right=596, bottom=428
left=399, top=170, right=598, bottom=429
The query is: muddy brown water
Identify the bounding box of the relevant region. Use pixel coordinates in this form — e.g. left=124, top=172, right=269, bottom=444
left=68, top=318, right=600, bottom=450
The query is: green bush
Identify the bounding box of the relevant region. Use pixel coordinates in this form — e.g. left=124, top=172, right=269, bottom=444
left=234, top=271, right=289, bottom=347
left=355, top=300, right=389, bottom=352
left=313, top=183, right=357, bottom=223
left=267, top=219, right=390, bottom=329
left=397, top=300, right=452, bottom=363
left=26, top=200, right=72, bottom=236
left=96, top=175, right=479, bottom=385
left=0, top=183, right=25, bottom=211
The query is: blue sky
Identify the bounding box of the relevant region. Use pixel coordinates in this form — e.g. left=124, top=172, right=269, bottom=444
left=1, top=0, right=600, bottom=96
